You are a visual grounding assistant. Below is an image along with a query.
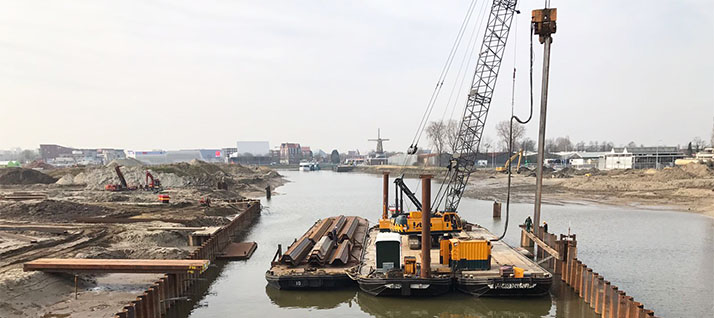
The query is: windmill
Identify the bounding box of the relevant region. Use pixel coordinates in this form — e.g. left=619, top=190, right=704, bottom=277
left=368, top=129, right=389, bottom=155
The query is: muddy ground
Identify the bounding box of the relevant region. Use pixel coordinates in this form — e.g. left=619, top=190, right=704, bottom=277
left=463, top=164, right=714, bottom=218
left=355, top=163, right=714, bottom=218
left=0, top=161, right=284, bottom=318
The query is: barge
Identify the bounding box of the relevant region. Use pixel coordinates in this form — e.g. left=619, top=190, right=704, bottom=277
left=266, top=215, right=368, bottom=290
left=353, top=224, right=551, bottom=297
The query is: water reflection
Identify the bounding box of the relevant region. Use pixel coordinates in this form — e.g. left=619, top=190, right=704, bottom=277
left=265, top=283, right=559, bottom=318
left=185, top=171, right=712, bottom=318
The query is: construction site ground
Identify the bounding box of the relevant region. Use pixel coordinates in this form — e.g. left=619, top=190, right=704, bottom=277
left=353, top=163, right=714, bottom=218
left=463, top=164, right=714, bottom=218
left=0, top=161, right=284, bottom=318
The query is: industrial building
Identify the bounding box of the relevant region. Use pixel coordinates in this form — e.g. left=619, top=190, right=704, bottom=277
left=39, top=144, right=125, bottom=166
left=126, top=149, right=225, bottom=165
left=599, top=147, right=684, bottom=170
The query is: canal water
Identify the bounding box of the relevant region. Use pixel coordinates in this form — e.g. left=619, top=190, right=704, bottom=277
left=187, top=171, right=714, bottom=318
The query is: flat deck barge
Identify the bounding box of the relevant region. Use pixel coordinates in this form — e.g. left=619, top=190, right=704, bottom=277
left=266, top=216, right=368, bottom=289
left=355, top=224, right=551, bottom=297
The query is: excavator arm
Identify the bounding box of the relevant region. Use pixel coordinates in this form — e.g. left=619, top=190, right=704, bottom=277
left=394, top=177, right=421, bottom=212
left=114, top=165, right=128, bottom=189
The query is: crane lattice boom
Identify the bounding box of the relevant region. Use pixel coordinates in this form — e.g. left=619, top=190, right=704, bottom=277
left=438, top=0, right=519, bottom=212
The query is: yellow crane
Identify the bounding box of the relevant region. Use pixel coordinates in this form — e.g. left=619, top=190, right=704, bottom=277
left=496, top=149, right=524, bottom=173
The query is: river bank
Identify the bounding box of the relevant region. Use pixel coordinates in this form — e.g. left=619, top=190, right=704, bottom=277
left=463, top=164, right=714, bottom=218
left=352, top=164, right=714, bottom=218
left=0, top=161, right=284, bottom=318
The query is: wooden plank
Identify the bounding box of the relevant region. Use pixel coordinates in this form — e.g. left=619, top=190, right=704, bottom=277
left=23, top=258, right=209, bottom=274
left=521, top=228, right=560, bottom=259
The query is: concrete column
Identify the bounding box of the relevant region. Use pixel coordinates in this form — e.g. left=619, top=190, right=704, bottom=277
left=492, top=201, right=501, bottom=218
left=420, top=174, right=431, bottom=279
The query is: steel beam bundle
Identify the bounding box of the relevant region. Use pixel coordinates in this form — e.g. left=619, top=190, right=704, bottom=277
left=327, top=215, right=347, bottom=240
left=328, top=240, right=352, bottom=266
left=308, top=235, right=335, bottom=266
left=308, top=218, right=333, bottom=243
left=338, top=217, right=358, bottom=243
left=281, top=237, right=314, bottom=266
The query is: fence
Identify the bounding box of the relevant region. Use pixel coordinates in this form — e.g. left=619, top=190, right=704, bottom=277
left=113, top=200, right=261, bottom=318
left=522, top=225, right=658, bottom=318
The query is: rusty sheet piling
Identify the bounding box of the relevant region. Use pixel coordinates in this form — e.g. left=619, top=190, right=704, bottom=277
left=112, top=200, right=261, bottom=318
left=520, top=225, right=659, bottom=318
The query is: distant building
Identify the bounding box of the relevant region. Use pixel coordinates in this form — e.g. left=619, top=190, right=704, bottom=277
left=126, top=149, right=224, bottom=165
left=301, top=146, right=313, bottom=160
left=387, top=153, right=416, bottom=165
left=280, top=143, right=302, bottom=164
left=236, top=141, right=270, bottom=156
left=599, top=147, right=684, bottom=170
left=40, top=144, right=124, bottom=166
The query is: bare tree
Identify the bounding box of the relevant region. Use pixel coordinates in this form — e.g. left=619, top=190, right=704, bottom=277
left=545, top=138, right=557, bottom=154
left=711, top=117, right=714, bottom=147
left=495, top=120, right=526, bottom=152
left=692, top=137, right=707, bottom=152
left=444, top=119, right=460, bottom=154
left=554, top=136, right=573, bottom=152
left=520, top=138, right=536, bottom=152
left=426, top=121, right=447, bottom=166
left=575, top=141, right=585, bottom=152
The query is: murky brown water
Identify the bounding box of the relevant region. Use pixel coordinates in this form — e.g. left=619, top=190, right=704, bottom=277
left=185, top=171, right=713, bottom=318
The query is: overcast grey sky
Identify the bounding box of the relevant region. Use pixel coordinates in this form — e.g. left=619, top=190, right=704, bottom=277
left=1, top=1, right=712, bottom=153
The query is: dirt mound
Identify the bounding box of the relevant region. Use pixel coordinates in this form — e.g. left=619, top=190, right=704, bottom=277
left=0, top=200, right=113, bottom=222
left=22, top=160, right=55, bottom=170
left=653, top=164, right=714, bottom=180
left=106, top=158, right=144, bottom=167
left=0, top=168, right=57, bottom=185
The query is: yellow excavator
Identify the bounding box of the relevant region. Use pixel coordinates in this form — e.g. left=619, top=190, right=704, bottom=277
left=496, top=149, right=524, bottom=173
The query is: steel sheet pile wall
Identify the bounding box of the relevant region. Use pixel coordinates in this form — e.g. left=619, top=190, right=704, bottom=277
left=113, top=200, right=261, bottom=318
left=526, top=226, right=659, bottom=318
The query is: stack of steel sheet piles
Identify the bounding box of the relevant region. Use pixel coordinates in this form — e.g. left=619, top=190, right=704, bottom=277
left=266, top=216, right=369, bottom=290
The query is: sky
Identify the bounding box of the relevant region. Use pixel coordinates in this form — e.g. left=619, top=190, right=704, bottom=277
left=1, top=0, right=712, bottom=153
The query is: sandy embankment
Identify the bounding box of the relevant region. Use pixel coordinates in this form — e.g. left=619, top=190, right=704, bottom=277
left=463, top=164, right=714, bottom=218
left=0, top=161, right=285, bottom=318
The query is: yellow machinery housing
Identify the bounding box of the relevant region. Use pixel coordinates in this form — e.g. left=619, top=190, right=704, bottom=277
left=440, top=238, right=491, bottom=270
left=403, top=256, right=417, bottom=275
left=389, top=211, right=463, bottom=234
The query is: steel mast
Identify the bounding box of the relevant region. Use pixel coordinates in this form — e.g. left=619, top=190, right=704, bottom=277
left=437, top=0, right=519, bottom=212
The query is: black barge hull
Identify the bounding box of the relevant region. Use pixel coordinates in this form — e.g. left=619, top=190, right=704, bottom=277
left=456, top=276, right=552, bottom=297
left=357, top=277, right=452, bottom=297
left=265, top=271, right=355, bottom=290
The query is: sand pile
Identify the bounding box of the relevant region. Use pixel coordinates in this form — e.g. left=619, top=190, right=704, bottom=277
left=22, top=160, right=55, bottom=170
left=74, top=166, right=188, bottom=190
left=0, top=168, right=57, bottom=185
left=0, top=200, right=113, bottom=222
left=106, top=158, right=144, bottom=167
left=652, top=164, right=714, bottom=181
